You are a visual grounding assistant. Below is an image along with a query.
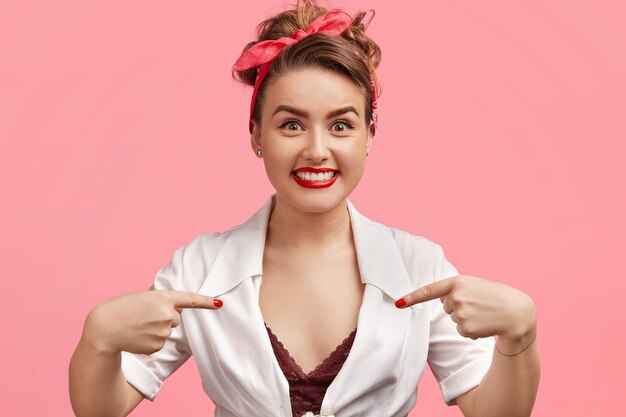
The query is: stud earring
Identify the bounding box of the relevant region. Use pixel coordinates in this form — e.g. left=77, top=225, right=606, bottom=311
left=256, top=149, right=262, bottom=157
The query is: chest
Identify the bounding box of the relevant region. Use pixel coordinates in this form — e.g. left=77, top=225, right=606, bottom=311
left=258, top=246, right=365, bottom=375
left=193, top=234, right=428, bottom=417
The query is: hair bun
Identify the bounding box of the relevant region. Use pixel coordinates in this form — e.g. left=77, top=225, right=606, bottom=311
left=232, top=0, right=382, bottom=128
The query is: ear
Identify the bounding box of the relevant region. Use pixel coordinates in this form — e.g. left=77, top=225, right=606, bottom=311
left=250, top=121, right=261, bottom=153
left=366, top=121, right=375, bottom=154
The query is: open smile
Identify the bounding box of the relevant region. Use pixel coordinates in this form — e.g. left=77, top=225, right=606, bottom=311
left=290, top=168, right=340, bottom=189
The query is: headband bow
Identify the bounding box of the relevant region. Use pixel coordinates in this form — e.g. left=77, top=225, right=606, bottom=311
left=233, top=9, right=378, bottom=134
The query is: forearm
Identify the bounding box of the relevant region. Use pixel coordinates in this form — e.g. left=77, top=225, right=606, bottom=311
left=68, top=312, right=129, bottom=417
left=469, top=332, right=540, bottom=417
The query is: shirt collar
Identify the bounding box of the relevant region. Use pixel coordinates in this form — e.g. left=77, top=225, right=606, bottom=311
left=203, top=194, right=413, bottom=300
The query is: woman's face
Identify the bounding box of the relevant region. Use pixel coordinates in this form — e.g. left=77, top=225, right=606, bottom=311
left=251, top=67, right=374, bottom=214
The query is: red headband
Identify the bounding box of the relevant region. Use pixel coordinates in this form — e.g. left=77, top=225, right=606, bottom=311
left=233, top=9, right=379, bottom=134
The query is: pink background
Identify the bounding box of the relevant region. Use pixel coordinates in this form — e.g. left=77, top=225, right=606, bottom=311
left=1, top=0, right=624, bottom=416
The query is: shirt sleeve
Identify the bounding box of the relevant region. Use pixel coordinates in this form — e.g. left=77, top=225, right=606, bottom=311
left=426, top=244, right=495, bottom=405
left=120, top=245, right=193, bottom=401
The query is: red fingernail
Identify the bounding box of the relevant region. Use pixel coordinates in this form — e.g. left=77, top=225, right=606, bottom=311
left=214, top=299, right=223, bottom=308
left=395, top=298, right=406, bottom=308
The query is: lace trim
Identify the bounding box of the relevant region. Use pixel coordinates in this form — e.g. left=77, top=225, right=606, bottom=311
left=264, top=322, right=357, bottom=380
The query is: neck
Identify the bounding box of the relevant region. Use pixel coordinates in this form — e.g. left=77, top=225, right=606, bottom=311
left=265, top=194, right=352, bottom=250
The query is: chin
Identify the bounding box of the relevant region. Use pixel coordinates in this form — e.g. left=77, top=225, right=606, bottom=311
left=278, top=188, right=348, bottom=214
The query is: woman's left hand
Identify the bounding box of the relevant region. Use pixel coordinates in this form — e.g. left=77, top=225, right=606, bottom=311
left=395, top=275, right=537, bottom=354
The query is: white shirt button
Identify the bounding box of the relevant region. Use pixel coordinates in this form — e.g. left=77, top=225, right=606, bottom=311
left=321, top=407, right=335, bottom=416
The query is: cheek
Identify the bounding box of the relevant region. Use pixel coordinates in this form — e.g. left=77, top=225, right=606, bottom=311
left=351, top=161, right=367, bottom=179
left=262, top=149, right=293, bottom=178
left=338, top=153, right=367, bottom=179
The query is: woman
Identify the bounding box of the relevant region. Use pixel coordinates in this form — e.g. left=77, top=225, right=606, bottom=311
left=69, top=1, right=540, bottom=416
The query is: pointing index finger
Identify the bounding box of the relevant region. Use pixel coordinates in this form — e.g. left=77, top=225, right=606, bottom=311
left=396, top=276, right=456, bottom=308
left=169, top=291, right=222, bottom=309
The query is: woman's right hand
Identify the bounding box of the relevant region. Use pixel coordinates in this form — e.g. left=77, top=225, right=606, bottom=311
left=82, top=290, right=222, bottom=355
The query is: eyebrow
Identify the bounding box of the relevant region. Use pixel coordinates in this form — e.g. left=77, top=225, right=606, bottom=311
left=272, top=105, right=360, bottom=119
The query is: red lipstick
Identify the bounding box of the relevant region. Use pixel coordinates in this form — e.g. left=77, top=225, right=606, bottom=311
left=291, top=167, right=340, bottom=189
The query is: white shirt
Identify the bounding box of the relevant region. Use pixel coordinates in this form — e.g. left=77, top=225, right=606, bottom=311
left=121, top=194, right=494, bottom=417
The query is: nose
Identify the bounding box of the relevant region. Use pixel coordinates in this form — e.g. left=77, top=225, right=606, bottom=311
left=301, top=128, right=331, bottom=163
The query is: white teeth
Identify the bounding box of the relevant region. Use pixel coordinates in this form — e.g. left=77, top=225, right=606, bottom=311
left=295, top=171, right=335, bottom=181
